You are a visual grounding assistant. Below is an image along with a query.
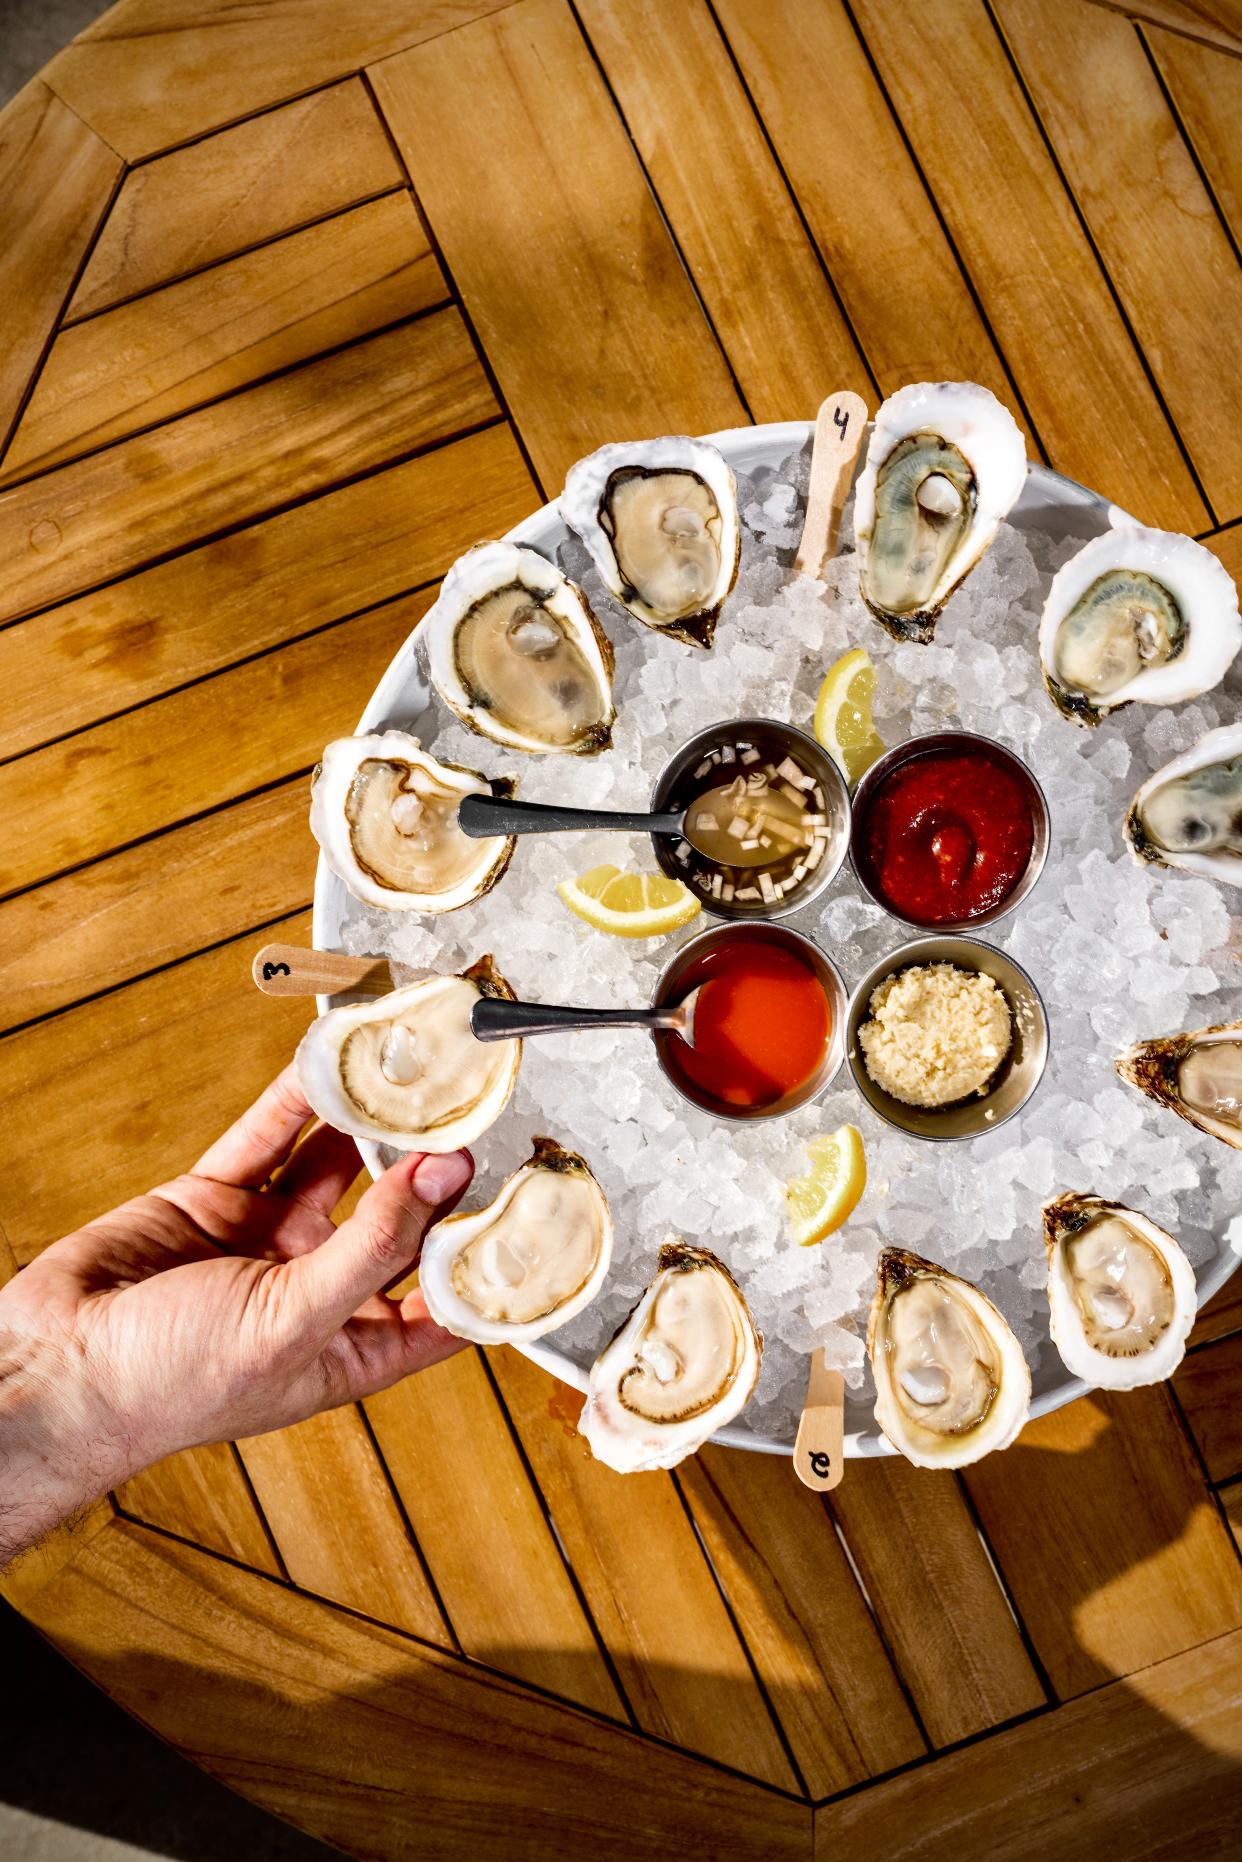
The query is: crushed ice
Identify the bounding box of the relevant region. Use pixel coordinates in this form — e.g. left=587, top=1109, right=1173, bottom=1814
left=339, top=443, right=1242, bottom=1444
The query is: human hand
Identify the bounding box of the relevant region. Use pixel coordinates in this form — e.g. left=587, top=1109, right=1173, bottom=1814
left=0, top=1065, right=473, bottom=1564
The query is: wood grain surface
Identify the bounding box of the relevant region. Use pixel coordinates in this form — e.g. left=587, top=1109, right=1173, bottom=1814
left=2, top=1, right=1241, bottom=1855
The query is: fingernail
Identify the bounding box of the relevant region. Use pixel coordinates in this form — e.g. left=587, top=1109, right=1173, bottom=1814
left=410, top=1149, right=473, bottom=1205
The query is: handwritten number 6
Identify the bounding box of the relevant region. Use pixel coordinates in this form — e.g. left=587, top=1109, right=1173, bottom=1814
left=262, top=961, right=291, bottom=980
left=833, top=405, right=850, bottom=440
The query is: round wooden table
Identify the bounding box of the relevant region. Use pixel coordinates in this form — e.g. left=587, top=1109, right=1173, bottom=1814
left=2, top=1, right=1242, bottom=1854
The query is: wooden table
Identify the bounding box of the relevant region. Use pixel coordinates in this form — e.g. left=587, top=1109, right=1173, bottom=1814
left=2, top=0, right=1241, bottom=1853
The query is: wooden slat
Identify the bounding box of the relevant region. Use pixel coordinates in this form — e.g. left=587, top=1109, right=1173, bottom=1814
left=0, top=312, right=496, bottom=624
left=44, top=0, right=526, bottom=161
left=1174, top=1330, right=1242, bottom=1481
left=370, top=0, right=746, bottom=491
left=574, top=0, right=871, bottom=422
left=830, top=1458, right=1045, bottom=1744
left=0, top=587, right=431, bottom=897
left=1190, top=1267, right=1242, bottom=1348
left=0, top=779, right=309, bottom=1032
left=0, top=1500, right=113, bottom=1614
left=996, top=0, right=1242, bottom=520
left=679, top=1445, right=927, bottom=1796
left=1224, top=1480, right=1242, bottom=1552
left=68, top=80, right=401, bottom=321
left=847, top=0, right=1208, bottom=531
left=488, top=1349, right=797, bottom=1790
left=5, top=193, right=448, bottom=481
left=813, top=1623, right=1242, bottom=1860
left=15, top=1520, right=811, bottom=1860
left=1148, top=26, right=1242, bottom=243
left=0, top=911, right=313, bottom=1266
left=365, top=1353, right=626, bottom=1720
left=0, top=82, right=121, bottom=459
left=712, top=0, right=1033, bottom=432
left=117, top=1443, right=283, bottom=1574
left=965, top=1389, right=1242, bottom=1696
left=1088, top=0, right=1242, bottom=53
left=239, top=1406, right=452, bottom=1645
left=0, top=423, right=533, bottom=762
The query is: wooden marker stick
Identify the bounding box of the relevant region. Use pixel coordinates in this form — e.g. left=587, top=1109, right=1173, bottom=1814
left=251, top=942, right=394, bottom=998
left=793, top=1347, right=845, bottom=1490
left=795, top=390, right=869, bottom=579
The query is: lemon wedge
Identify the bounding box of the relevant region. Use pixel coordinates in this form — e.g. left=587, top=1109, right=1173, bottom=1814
left=557, top=863, right=701, bottom=939
left=814, top=646, right=885, bottom=786
left=786, top=1124, right=867, bottom=1245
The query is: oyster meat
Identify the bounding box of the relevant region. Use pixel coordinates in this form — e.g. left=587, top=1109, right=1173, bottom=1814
left=1042, top=1193, right=1195, bottom=1389
left=425, top=541, right=615, bottom=755
left=1117, top=1018, right=1242, bottom=1151
left=419, top=1137, right=612, bottom=1344
left=310, top=731, right=515, bottom=913
left=1039, top=526, right=1241, bottom=726
left=867, top=1248, right=1030, bottom=1468
left=296, top=955, right=520, bottom=1150
left=579, top=1242, right=761, bottom=1471
left=854, top=381, right=1027, bottom=643
left=1124, top=721, right=1242, bottom=883
left=560, top=436, right=739, bottom=648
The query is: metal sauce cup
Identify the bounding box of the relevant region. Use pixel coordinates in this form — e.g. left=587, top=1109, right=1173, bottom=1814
left=850, top=730, right=1050, bottom=933
left=651, top=717, right=850, bottom=921
left=846, top=934, right=1049, bottom=1141
left=651, top=922, right=847, bottom=1122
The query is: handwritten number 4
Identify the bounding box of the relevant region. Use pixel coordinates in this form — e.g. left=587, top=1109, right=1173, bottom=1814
left=263, top=961, right=291, bottom=980
left=833, top=405, right=850, bottom=440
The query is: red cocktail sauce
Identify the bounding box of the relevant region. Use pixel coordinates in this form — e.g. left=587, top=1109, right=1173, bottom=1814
left=664, top=942, right=831, bottom=1109
left=855, top=747, right=1035, bottom=926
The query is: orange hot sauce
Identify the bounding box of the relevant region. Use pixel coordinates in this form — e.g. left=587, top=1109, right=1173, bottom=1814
left=665, top=941, right=831, bottom=1109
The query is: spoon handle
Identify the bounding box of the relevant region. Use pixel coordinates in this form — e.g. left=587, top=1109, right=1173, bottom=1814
left=471, top=996, right=680, bottom=1042
left=458, top=792, right=682, bottom=839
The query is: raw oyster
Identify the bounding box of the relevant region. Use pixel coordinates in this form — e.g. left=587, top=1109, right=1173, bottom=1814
left=560, top=436, right=739, bottom=647
left=419, top=1137, right=612, bottom=1344
left=296, top=955, right=520, bottom=1150
left=579, top=1242, right=761, bottom=1471
left=1042, top=1193, right=1195, bottom=1389
left=854, top=381, right=1027, bottom=643
left=425, top=541, right=615, bottom=754
left=1039, top=526, right=1240, bottom=726
left=1124, top=721, right=1242, bottom=883
left=1116, top=1018, right=1242, bottom=1151
left=310, top=731, right=515, bottom=913
left=867, top=1248, right=1030, bottom=1468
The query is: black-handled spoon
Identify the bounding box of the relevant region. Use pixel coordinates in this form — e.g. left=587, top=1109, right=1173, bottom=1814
left=471, top=989, right=702, bottom=1047
left=459, top=792, right=685, bottom=841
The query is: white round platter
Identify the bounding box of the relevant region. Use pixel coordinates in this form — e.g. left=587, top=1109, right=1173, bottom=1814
left=312, top=418, right=1240, bottom=1458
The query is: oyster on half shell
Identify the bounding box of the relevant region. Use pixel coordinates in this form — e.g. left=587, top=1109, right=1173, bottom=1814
left=310, top=732, right=515, bottom=913
left=560, top=437, right=740, bottom=648
left=1116, top=1018, right=1242, bottom=1151
left=854, top=381, right=1027, bottom=643
left=296, top=955, right=520, bottom=1151
left=1124, top=722, right=1242, bottom=884
left=418, top=1137, right=612, bottom=1345
left=1042, top=1193, right=1195, bottom=1390
left=867, top=1249, right=1030, bottom=1468
left=579, top=1243, right=761, bottom=1472
left=1039, top=526, right=1241, bottom=726
left=425, top=541, right=615, bottom=755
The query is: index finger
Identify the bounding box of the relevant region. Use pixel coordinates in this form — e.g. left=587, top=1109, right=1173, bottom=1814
left=192, top=1062, right=314, bottom=1188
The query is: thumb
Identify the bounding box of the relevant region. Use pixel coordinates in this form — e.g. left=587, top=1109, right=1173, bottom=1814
left=287, top=1148, right=473, bottom=1335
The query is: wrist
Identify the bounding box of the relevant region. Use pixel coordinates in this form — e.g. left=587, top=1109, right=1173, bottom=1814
left=0, top=1328, right=133, bottom=1563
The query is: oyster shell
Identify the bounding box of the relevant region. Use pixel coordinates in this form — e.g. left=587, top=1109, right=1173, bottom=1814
left=579, top=1242, right=761, bottom=1471
left=419, top=1136, right=612, bottom=1344
left=560, top=436, right=739, bottom=647
left=1124, top=721, right=1242, bottom=883
left=854, top=381, right=1027, bottom=643
left=310, top=731, right=515, bottom=913
left=1042, top=1193, right=1195, bottom=1389
left=867, top=1248, right=1030, bottom=1468
left=296, top=954, right=520, bottom=1150
left=1116, top=1018, right=1242, bottom=1150
left=425, top=541, right=615, bottom=754
left=1038, top=526, right=1240, bottom=726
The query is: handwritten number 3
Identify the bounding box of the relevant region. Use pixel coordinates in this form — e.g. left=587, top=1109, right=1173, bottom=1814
left=809, top=1449, right=832, bottom=1479
left=263, top=961, right=291, bottom=980
left=833, top=405, right=850, bottom=440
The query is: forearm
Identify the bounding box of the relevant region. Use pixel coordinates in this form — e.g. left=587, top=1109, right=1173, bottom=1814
left=0, top=1330, right=131, bottom=1567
